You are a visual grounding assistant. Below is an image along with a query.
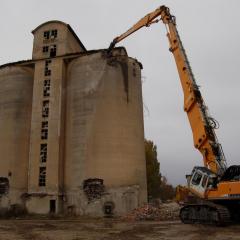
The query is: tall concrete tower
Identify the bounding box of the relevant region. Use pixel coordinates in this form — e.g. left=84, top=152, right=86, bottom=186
left=26, top=21, right=86, bottom=213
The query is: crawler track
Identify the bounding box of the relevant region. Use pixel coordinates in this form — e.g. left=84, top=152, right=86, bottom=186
left=180, top=203, right=231, bottom=225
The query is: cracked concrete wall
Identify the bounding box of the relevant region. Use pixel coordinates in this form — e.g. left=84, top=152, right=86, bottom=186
left=0, top=17, right=147, bottom=217
left=0, top=48, right=147, bottom=216
left=64, top=48, right=147, bottom=215
left=64, top=185, right=140, bottom=217
left=27, top=59, right=66, bottom=194
left=0, top=66, right=33, bottom=209
left=26, top=58, right=67, bottom=215
left=32, top=21, right=84, bottom=60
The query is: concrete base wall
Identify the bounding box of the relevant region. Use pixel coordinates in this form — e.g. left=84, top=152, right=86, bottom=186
left=64, top=185, right=140, bottom=217
left=26, top=195, right=60, bottom=215
left=0, top=185, right=140, bottom=217
left=0, top=195, right=9, bottom=209
left=0, top=189, right=27, bottom=215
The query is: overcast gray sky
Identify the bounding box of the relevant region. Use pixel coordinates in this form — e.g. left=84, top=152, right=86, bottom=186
left=0, top=0, right=239, bottom=186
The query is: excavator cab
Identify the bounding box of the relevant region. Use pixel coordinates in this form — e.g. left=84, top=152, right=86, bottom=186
left=188, top=167, right=217, bottom=198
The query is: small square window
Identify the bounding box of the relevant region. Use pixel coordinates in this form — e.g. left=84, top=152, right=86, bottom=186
left=45, top=60, right=51, bottom=66
left=44, top=31, right=50, bottom=40
left=44, top=69, right=51, bottom=76
left=42, top=121, right=48, bottom=129
left=39, top=167, right=46, bottom=186
left=50, top=45, right=57, bottom=57
left=42, top=100, right=49, bottom=117
left=43, top=86, right=50, bottom=97
left=42, top=46, right=49, bottom=53
left=51, top=29, right=58, bottom=38
left=43, top=81, right=50, bottom=96
left=44, top=79, right=51, bottom=87
left=44, top=60, right=51, bottom=76
left=41, top=129, right=48, bottom=140
left=40, top=143, right=47, bottom=163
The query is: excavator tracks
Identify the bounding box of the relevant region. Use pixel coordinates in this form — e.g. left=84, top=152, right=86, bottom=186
left=180, top=203, right=231, bottom=226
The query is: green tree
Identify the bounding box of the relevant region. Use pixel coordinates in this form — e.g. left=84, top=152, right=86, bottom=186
left=159, top=176, right=176, bottom=201
left=145, top=139, right=175, bottom=201
left=145, top=139, right=161, bottom=199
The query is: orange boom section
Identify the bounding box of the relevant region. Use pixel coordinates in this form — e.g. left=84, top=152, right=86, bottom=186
left=108, top=6, right=226, bottom=176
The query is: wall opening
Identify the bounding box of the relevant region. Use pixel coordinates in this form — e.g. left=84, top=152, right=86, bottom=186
left=83, top=178, right=105, bottom=202
left=42, top=46, right=49, bottom=53
left=0, top=177, right=9, bottom=195
left=51, top=29, right=58, bottom=39
left=40, top=143, right=47, bottom=163
left=50, top=200, right=56, bottom=213
left=43, top=31, right=50, bottom=40
left=50, top=45, right=57, bottom=57
left=41, top=121, right=48, bottom=140
left=43, top=79, right=51, bottom=97
left=42, top=100, right=50, bottom=117
left=103, top=201, right=115, bottom=217
left=38, top=167, right=46, bottom=187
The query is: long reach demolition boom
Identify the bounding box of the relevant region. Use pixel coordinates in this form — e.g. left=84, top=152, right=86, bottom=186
left=108, top=5, right=226, bottom=176
left=108, top=6, right=240, bottom=225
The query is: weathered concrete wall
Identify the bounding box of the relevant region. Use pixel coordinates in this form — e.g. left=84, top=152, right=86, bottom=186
left=66, top=30, right=85, bottom=54
left=64, top=48, right=147, bottom=216
left=28, top=59, right=65, bottom=193
left=26, top=194, right=60, bottom=214
left=65, top=185, right=140, bottom=217
left=27, top=20, right=85, bottom=214
left=0, top=66, right=33, bottom=209
left=32, top=21, right=85, bottom=60
left=26, top=57, right=67, bottom=214
left=0, top=18, right=147, bottom=217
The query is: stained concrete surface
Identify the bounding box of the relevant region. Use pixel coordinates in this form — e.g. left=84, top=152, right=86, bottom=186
left=0, top=219, right=240, bottom=240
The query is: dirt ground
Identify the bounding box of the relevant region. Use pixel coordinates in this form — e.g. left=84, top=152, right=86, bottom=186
left=0, top=218, right=240, bottom=240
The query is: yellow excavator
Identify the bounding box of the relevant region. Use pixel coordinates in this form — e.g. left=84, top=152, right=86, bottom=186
left=108, top=6, right=240, bottom=225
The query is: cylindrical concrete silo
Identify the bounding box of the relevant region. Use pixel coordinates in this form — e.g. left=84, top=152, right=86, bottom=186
left=0, top=65, right=33, bottom=208
left=65, top=48, right=147, bottom=216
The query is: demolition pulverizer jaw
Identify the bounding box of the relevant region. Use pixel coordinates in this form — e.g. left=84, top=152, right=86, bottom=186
left=107, top=39, right=118, bottom=55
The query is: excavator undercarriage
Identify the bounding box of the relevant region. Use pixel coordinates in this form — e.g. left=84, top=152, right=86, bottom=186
left=180, top=202, right=231, bottom=225
left=178, top=165, right=240, bottom=225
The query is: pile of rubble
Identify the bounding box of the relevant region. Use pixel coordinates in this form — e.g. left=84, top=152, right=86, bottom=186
left=122, top=202, right=180, bottom=221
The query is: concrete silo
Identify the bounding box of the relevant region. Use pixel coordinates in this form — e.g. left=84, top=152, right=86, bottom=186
left=65, top=48, right=147, bottom=216
left=0, top=20, right=147, bottom=216
left=0, top=66, right=33, bottom=211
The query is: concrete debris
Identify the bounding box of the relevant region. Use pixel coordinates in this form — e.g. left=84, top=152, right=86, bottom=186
left=83, top=178, right=105, bottom=202
left=122, top=202, right=180, bottom=221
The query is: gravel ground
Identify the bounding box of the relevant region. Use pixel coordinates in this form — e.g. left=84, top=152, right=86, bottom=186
left=0, top=218, right=240, bottom=240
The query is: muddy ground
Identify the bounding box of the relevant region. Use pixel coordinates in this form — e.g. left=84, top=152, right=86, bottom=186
left=0, top=219, right=240, bottom=240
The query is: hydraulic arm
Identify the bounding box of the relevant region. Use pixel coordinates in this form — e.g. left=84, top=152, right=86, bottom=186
left=108, top=5, right=226, bottom=176
left=108, top=5, right=240, bottom=225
